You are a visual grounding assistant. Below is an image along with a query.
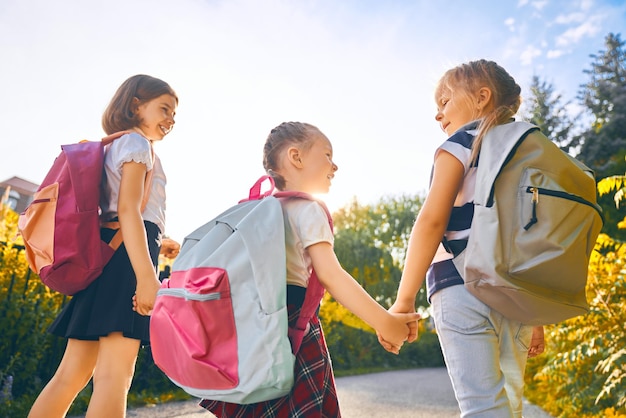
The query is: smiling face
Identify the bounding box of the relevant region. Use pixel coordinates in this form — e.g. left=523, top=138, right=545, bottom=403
left=434, top=86, right=477, bottom=137
left=134, top=93, right=177, bottom=141
left=299, top=134, right=338, bottom=194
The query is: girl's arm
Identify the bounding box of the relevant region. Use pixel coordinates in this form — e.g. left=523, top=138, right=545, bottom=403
left=391, top=151, right=465, bottom=340
left=118, top=161, right=161, bottom=316
left=308, top=242, right=419, bottom=353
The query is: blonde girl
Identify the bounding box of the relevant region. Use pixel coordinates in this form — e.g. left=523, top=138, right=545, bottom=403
left=201, top=121, right=419, bottom=417
left=385, top=60, right=545, bottom=417
left=29, top=75, right=177, bottom=418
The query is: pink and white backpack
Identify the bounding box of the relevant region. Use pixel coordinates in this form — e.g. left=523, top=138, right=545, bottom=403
left=149, top=176, right=332, bottom=404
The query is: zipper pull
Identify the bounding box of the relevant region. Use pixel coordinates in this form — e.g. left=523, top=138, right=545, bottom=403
left=524, top=187, right=539, bottom=230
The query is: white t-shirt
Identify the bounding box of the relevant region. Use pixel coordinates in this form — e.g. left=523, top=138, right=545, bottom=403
left=280, top=198, right=334, bottom=287
left=100, top=132, right=167, bottom=233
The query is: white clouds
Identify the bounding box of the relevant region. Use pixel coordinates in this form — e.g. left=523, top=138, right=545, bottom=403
left=518, top=0, right=548, bottom=11
left=546, top=49, right=566, bottom=59
left=520, top=45, right=543, bottom=65
left=505, top=17, right=516, bottom=31
left=551, top=0, right=605, bottom=48
left=555, top=18, right=602, bottom=46
left=530, top=1, right=548, bottom=11
left=580, top=0, right=595, bottom=11
left=511, top=0, right=616, bottom=69
left=554, top=12, right=586, bottom=24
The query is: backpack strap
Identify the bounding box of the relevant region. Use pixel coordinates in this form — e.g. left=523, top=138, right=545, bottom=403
left=441, top=121, right=538, bottom=257
left=274, top=189, right=334, bottom=354
left=242, top=175, right=334, bottom=354
left=100, top=131, right=154, bottom=251
left=474, top=121, right=538, bottom=207
left=239, top=175, right=276, bottom=203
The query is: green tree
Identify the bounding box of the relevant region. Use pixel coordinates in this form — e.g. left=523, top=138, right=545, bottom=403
left=576, top=32, right=626, bottom=177
left=574, top=32, right=626, bottom=240
left=522, top=75, right=576, bottom=153
left=321, top=194, right=444, bottom=372
left=332, top=195, right=428, bottom=311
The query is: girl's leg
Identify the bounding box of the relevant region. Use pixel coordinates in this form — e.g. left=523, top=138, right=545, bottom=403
left=431, top=285, right=512, bottom=418
left=28, top=339, right=99, bottom=418
left=85, top=332, right=140, bottom=418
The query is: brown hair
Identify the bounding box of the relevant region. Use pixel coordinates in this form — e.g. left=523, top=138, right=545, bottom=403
left=102, top=74, right=178, bottom=135
left=262, top=121, right=325, bottom=190
left=435, top=59, right=521, bottom=163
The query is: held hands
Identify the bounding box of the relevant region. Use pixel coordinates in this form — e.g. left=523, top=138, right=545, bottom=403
left=377, top=308, right=420, bottom=355
left=132, top=274, right=161, bottom=316
left=377, top=300, right=420, bottom=354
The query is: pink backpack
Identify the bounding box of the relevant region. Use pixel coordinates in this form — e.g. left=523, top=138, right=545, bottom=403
left=150, top=176, right=332, bottom=403
left=18, top=132, right=151, bottom=295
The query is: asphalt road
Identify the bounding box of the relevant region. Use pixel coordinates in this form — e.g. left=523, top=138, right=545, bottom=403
left=116, top=368, right=553, bottom=418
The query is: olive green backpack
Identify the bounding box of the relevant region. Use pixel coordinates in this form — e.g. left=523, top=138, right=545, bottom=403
left=452, top=121, right=604, bottom=325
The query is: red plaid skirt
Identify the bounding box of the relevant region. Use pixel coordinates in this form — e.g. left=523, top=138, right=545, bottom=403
left=200, top=309, right=341, bottom=418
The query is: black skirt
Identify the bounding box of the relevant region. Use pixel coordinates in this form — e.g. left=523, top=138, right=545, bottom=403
left=49, top=221, right=161, bottom=346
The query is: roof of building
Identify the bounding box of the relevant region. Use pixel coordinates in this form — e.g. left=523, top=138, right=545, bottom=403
left=0, top=176, right=40, bottom=194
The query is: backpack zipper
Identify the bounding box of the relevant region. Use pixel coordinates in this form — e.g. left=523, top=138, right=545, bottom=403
left=524, top=186, right=601, bottom=230
left=157, top=288, right=223, bottom=301
left=29, top=197, right=56, bottom=205
left=524, top=187, right=540, bottom=230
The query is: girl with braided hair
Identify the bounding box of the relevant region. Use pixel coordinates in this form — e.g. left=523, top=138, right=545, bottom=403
left=201, top=121, right=419, bottom=417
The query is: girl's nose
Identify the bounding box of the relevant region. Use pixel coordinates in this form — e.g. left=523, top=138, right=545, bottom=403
left=332, top=162, right=338, bottom=172
left=435, top=112, right=443, bottom=121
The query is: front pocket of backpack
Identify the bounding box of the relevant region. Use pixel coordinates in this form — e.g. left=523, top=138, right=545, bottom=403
left=151, top=267, right=238, bottom=390
left=18, top=183, right=58, bottom=272
left=510, top=170, right=597, bottom=295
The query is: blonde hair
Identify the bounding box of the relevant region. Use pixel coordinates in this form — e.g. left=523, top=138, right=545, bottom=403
left=435, top=59, right=521, bottom=163
left=262, top=121, right=326, bottom=190
left=102, top=74, right=178, bottom=135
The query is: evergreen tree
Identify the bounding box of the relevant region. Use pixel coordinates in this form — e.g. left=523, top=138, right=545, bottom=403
left=522, top=75, right=576, bottom=153
left=575, top=33, right=626, bottom=240
left=575, top=32, right=626, bottom=179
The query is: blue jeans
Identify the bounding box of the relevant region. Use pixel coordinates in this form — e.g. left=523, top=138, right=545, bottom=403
left=431, top=285, right=533, bottom=418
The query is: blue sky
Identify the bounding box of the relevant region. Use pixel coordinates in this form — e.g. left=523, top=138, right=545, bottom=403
left=1, top=0, right=624, bottom=241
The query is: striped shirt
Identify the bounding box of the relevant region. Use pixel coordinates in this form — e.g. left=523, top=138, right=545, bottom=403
left=426, top=121, right=479, bottom=300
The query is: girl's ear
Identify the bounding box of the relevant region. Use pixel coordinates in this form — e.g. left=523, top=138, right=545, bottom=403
left=476, top=87, right=492, bottom=111
left=287, top=146, right=303, bottom=168
left=131, top=97, right=141, bottom=115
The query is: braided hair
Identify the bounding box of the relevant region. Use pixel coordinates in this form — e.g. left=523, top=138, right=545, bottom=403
left=262, top=121, right=325, bottom=190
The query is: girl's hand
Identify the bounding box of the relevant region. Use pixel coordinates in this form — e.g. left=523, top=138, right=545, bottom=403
left=133, top=274, right=161, bottom=316
left=528, top=326, right=545, bottom=358
left=377, top=312, right=420, bottom=355
left=160, top=238, right=180, bottom=259
left=389, top=300, right=419, bottom=342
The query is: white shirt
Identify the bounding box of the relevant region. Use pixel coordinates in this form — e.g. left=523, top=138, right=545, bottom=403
left=100, top=132, right=167, bottom=233
left=281, top=198, right=334, bottom=287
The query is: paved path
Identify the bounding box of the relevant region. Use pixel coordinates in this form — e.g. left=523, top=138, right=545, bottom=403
left=115, top=368, right=553, bottom=418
